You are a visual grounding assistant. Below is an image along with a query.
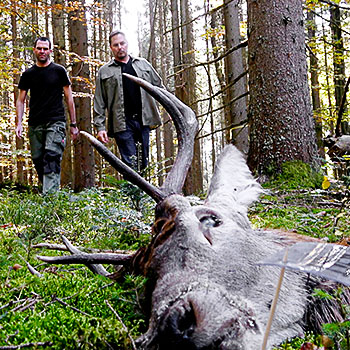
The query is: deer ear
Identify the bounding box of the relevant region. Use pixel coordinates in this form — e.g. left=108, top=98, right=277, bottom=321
left=205, top=145, right=264, bottom=209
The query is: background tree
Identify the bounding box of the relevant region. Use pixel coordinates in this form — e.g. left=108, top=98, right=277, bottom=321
left=1, top=0, right=350, bottom=191
left=247, top=0, right=318, bottom=177
left=307, top=4, right=325, bottom=159
left=330, top=4, right=349, bottom=136
left=68, top=0, right=95, bottom=191
left=52, top=0, right=73, bottom=187
left=223, top=0, right=248, bottom=154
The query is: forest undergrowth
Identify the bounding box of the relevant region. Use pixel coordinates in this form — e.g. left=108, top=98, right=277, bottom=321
left=0, top=162, right=349, bottom=349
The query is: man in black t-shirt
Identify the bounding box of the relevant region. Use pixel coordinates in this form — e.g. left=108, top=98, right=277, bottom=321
left=16, top=37, right=79, bottom=194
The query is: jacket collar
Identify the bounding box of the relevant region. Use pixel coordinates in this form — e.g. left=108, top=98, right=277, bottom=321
left=107, top=55, right=139, bottom=67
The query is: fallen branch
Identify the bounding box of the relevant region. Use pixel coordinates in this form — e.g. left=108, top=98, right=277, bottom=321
left=105, top=300, right=137, bottom=350
left=11, top=298, right=39, bottom=313
left=53, top=296, right=92, bottom=317
left=0, top=342, right=52, bottom=349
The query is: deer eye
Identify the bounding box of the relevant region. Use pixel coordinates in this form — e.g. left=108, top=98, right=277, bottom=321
left=199, top=214, right=222, bottom=228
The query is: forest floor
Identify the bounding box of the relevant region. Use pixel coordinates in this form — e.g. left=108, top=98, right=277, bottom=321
left=0, top=172, right=349, bottom=349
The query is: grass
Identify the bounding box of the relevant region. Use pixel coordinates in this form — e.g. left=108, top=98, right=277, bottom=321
left=0, top=183, right=153, bottom=349
left=0, top=160, right=349, bottom=349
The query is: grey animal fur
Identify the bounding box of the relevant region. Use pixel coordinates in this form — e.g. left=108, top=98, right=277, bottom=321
left=136, top=145, right=311, bottom=349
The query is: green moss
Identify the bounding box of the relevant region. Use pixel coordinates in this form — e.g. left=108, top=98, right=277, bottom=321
left=266, top=160, right=323, bottom=190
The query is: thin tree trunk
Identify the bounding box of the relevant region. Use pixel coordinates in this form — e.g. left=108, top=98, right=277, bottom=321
left=148, top=0, right=162, bottom=184
left=330, top=5, right=349, bottom=136
left=223, top=0, right=248, bottom=154
left=321, top=8, right=334, bottom=133
left=307, top=8, right=325, bottom=158
left=180, top=0, right=203, bottom=195
left=12, top=2, right=25, bottom=184
left=52, top=0, right=73, bottom=187
left=160, top=0, right=174, bottom=182
left=210, top=10, right=227, bottom=151
left=68, top=0, right=95, bottom=191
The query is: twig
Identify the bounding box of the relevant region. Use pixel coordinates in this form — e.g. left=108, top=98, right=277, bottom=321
left=86, top=282, right=115, bottom=297
left=0, top=342, right=52, bottom=349
left=105, top=300, right=137, bottom=350
left=53, top=296, right=92, bottom=317
left=11, top=298, right=39, bottom=313
left=5, top=330, right=19, bottom=344
left=19, top=255, right=42, bottom=278
left=0, top=299, right=26, bottom=311
left=261, top=249, right=288, bottom=350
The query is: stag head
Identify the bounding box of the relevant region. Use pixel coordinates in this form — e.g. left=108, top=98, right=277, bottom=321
left=38, top=76, right=343, bottom=349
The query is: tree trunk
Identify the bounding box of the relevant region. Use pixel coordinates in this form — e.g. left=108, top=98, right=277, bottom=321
left=180, top=0, right=203, bottom=195
left=321, top=8, right=334, bottom=134
left=12, top=3, right=25, bottom=185
left=52, top=0, right=73, bottom=187
left=68, top=0, right=95, bottom=191
left=306, top=7, right=325, bottom=159
left=210, top=9, right=227, bottom=151
left=223, top=0, right=249, bottom=154
left=330, top=5, right=349, bottom=136
left=160, top=0, right=174, bottom=182
left=247, top=0, right=318, bottom=177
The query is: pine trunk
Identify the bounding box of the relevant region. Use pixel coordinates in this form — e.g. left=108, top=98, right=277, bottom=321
left=68, top=0, right=95, bottom=191
left=223, top=0, right=249, bottom=154
left=247, top=0, right=318, bottom=176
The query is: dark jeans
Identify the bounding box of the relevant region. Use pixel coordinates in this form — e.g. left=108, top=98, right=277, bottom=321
left=28, top=120, right=66, bottom=193
left=114, top=118, right=150, bottom=172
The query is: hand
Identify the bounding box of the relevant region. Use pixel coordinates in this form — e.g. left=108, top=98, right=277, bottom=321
left=15, top=124, right=23, bottom=138
left=70, top=126, right=79, bottom=141
left=97, top=130, right=109, bottom=143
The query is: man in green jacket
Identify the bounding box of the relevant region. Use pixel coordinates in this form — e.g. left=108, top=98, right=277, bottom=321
left=94, top=30, right=163, bottom=172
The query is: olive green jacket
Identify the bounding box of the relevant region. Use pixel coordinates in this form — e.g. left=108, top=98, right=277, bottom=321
left=93, top=56, right=163, bottom=134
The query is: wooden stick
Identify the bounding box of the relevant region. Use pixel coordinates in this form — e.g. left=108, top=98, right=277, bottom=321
left=105, top=300, right=137, bottom=350
left=261, top=249, right=289, bottom=350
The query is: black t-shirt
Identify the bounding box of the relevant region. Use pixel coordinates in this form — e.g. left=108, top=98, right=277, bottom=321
left=18, top=62, right=71, bottom=126
left=117, top=58, right=142, bottom=119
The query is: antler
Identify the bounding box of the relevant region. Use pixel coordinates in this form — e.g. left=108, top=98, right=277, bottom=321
left=37, top=235, right=135, bottom=279
left=123, top=74, right=198, bottom=195
left=80, top=131, right=165, bottom=202
left=35, top=79, right=198, bottom=280
left=81, top=75, right=198, bottom=200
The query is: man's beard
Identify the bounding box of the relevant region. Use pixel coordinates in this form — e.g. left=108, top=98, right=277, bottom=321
left=37, top=55, right=49, bottom=63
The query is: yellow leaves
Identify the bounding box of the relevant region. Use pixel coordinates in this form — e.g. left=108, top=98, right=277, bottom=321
left=322, top=176, right=331, bottom=190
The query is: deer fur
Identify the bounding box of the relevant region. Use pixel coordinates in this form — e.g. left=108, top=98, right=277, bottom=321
left=135, top=145, right=313, bottom=349
left=38, top=77, right=350, bottom=350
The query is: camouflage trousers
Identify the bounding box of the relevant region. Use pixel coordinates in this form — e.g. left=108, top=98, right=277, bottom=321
left=28, top=121, right=66, bottom=194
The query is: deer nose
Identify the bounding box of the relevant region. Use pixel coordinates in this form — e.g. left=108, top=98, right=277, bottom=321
left=157, top=300, right=198, bottom=349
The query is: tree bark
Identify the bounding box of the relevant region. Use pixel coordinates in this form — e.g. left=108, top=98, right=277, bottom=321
left=160, top=0, right=174, bottom=182
left=330, top=5, right=349, bottom=136
left=306, top=7, right=325, bottom=158
left=68, top=0, right=95, bottom=191
left=52, top=0, right=73, bottom=187
left=247, top=0, right=318, bottom=177
left=223, top=0, right=249, bottom=154
left=210, top=10, right=227, bottom=151
left=180, top=0, right=203, bottom=195
left=12, top=2, right=25, bottom=184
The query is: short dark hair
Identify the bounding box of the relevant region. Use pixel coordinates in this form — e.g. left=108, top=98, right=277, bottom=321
left=109, top=30, right=126, bottom=45
left=34, top=37, right=52, bottom=49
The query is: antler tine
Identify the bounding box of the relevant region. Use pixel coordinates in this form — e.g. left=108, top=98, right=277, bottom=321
left=80, top=131, right=165, bottom=203
left=37, top=253, right=133, bottom=265
left=123, top=73, right=198, bottom=195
